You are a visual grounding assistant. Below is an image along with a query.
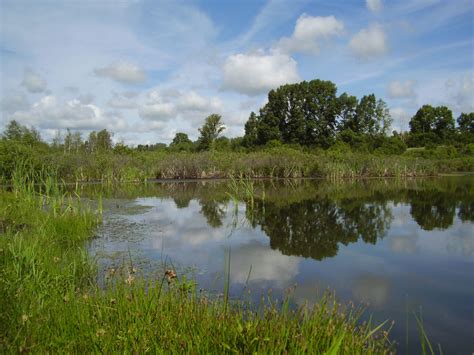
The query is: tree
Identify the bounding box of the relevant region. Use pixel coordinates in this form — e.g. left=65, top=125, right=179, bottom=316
left=356, top=94, right=378, bottom=135
left=72, top=131, right=83, bottom=153
left=337, top=93, right=358, bottom=132
left=86, top=131, right=97, bottom=153
left=375, top=99, right=392, bottom=135
left=242, top=112, right=258, bottom=147
left=96, top=129, right=113, bottom=151
left=3, top=120, right=23, bottom=140
left=197, top=114, right=225, bottom=151
left=170, top=132, right=193, bottom=151
left=64, top=128, right=73, bottom=153
left=457, top=113, right=474, bottom=134
left=2, top=120, right=42, bottom=146
left=409, top=105, right=454, bottom=144
left=253, top=79, right=339, bottom=147
left=171, top=132, right=192, bottom=146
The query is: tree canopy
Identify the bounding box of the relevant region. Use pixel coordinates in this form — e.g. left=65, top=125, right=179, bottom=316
left=243, top=79, right=392, bottom=148
left=197, top=114, right=225, bottom=151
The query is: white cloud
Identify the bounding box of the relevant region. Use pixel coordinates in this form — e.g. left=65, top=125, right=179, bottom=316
left=230, top=244, right=300, bottom=286
left=21, top=69, right=47, bottom=93
left=387, top=80, right=416, bottom=99
left=221, top=52, right=300, bottom=96
left=176, top=91, right=222, bottom=112
left=9, top=95, right=127, bottom=131
left=138, top=89, right=223, bottom=122
left=277, top=14, right=344, bottom=55
left=349, top=23, right=388, bottom=59
left=94, top=61, right=146, bottom=84
left=366, top=0, right=383, bottom=13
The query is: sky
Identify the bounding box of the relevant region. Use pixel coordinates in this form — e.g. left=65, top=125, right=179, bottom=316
left=0, top=0, right=473, bottom=145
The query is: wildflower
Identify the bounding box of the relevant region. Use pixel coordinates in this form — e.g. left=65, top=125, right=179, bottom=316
left=165, top=269, right=177, bottom=284
left=96, top=328, right=106, bottom=337
left=82, top=293, right=89, bottom=301
left=53, top=256, right=60, bottom=263
left=126, top=274, right=135, bottom=285
left=21, top=314, right=28, bottom=324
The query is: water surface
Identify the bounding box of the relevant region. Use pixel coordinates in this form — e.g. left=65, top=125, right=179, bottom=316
left=87, top=177, right=474, bottom=354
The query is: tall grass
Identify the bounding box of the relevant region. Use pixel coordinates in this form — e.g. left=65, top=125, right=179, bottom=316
left=4, top=147, right=472, bottom=183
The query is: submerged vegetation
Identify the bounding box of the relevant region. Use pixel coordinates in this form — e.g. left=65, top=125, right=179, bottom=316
left=0, top=168, right=396, bottom=353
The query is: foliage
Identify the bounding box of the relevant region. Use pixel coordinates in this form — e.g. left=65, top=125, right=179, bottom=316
left=169, top=132, right=194, bottom=152
left=408, top=105, right=455, bottom=145
left=243, top=79, right=391, bottom=148
left=197, top=113, right=225, bottom=151
left=457, top=112, right=474, bottom=134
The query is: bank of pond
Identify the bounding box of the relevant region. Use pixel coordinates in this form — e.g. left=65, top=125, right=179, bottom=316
left=1, top=174, right=473, bottom=353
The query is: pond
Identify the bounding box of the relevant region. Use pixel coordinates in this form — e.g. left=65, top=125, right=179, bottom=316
left=86, top=176, right=473, bottom=354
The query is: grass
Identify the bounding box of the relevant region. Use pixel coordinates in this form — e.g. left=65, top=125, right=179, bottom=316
left=3, top=167, right=439, bottom=353
left=3, top=144, right=473, bottom=183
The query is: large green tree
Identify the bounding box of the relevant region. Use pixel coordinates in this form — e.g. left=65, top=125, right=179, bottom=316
left=170, top=132, right=193, bottom=151
left=242, top=112, right=259, bottom=147
left=409, top=105, right=455, bottom=144
left=254, top=79, right=340, bottom=147
left=457, top=112, right=474, bottom=134
left=197, top=114, right=225, bottom=151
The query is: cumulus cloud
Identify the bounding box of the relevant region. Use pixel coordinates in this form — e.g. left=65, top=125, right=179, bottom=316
left=9, top=95, right=127, bottom=131
left=230, top=244, right=300, bottom=286
left=21, top=69, right=47, bottom=93
left=138, top=89, right=221, bottom=121
left=349, top=23, right=387, bottom=59
left=366, top=0, right=383, bottom=13
left=387, top=80, right=416, bottom=99
left=176, top=91, right=222, bottom=112
left=94, top=61, right=146, bottom=84
left=277, top=14, right=344, bottom=55
left=221, top=52, right=300, bottom=96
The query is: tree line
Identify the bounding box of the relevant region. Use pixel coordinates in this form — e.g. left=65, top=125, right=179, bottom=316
left=1, top=78, right=473, bottom=155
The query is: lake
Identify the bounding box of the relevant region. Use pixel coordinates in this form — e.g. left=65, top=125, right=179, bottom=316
left=86, top=176, right=473, bottom=354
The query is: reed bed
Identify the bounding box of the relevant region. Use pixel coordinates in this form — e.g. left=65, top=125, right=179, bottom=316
left=4, top=147, right=472, bottom=184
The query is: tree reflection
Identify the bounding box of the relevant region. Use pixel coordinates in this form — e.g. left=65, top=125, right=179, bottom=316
left=248, top=197, right=392, bottom=260
left=199, top=200, right=226, bottom=228
left=408, top=190, right=455, bottom=231
left=407, top=185, right=474, bottom=230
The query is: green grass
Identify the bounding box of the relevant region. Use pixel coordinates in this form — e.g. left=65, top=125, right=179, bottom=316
left=2, top=143, right=473, bottom=183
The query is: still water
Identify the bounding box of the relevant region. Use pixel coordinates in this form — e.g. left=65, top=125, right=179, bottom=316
left=87, top=176, right=473, bottom=354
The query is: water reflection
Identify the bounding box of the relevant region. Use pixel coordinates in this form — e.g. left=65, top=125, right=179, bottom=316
left=87, top=176, right=474, bottom=354
left=249, top=198, right=392, bottom=260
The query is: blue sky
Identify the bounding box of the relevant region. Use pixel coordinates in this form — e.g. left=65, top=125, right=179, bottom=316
left=0, top=0, right=473, bottom=145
